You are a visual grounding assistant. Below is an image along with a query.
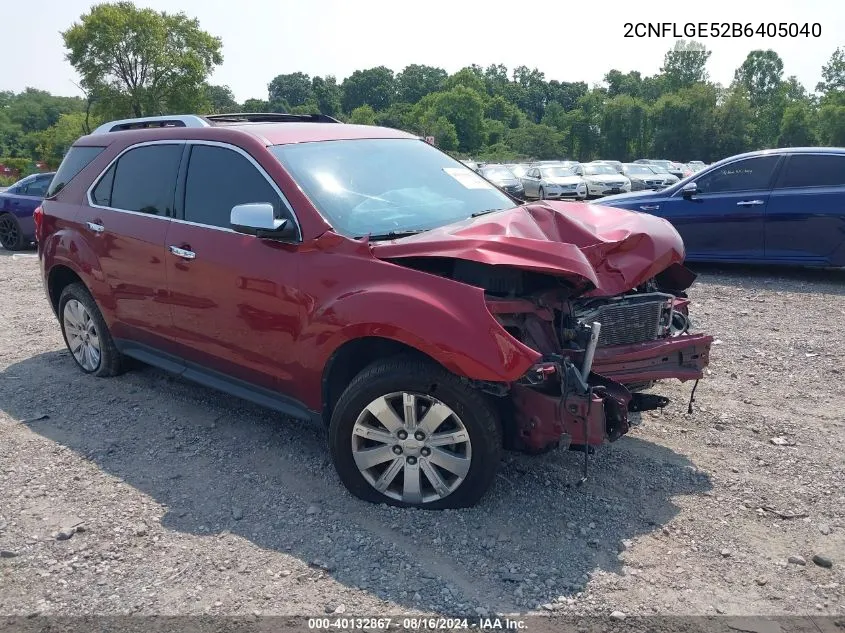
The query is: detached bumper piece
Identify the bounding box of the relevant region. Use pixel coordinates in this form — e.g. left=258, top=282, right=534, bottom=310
left=509, top=333, right=712, bottom=454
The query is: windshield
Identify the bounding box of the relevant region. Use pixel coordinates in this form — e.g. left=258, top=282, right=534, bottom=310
left=270, top=139, right=515, bottom=238
left=647, top=165, right=671, bottom=174
left=509, top=165, right=528, bottom=177
left=583, top=164, right=618, bottom=175
left=624, top=165, right=654, bottom=175
left=480, top=166, right=516, bottom=180
left=651, top=160, right=672, bottom=169
left=540, top=166, right=575, bottom=178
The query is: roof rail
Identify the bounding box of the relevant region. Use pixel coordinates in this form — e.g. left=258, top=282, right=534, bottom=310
left=92, top=115, right=211, bottom=135
left=204, top=112, right=340, bottom=124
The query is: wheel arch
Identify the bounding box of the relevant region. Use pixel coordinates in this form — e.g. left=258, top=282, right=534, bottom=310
left=320, top=336, right=444, bottom=426
left=47, top=264, right=86, bottom=316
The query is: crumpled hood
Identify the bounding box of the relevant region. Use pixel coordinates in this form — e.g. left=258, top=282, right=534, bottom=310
left=369, top=201, right=686, bottom=296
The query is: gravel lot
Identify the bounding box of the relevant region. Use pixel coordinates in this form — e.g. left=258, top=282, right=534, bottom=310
left=1, top=247, right=844, bottom=619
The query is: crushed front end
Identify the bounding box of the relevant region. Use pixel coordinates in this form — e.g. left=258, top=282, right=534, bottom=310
left=486, top=265, right=712, bottom=455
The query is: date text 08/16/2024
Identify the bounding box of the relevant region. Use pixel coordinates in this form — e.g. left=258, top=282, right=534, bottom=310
left=623, top=22, right=822, bottom=38
left=307, top=617, right=527, bottom=630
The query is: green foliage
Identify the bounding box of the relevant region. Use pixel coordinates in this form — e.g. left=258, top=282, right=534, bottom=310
left=661, top=40, right=711, bottom=92
left=242, top=98, right=270, bottom=113
left=348, top=105, right=377, bottom=126
left=268, top=72, right=313, bottom=110
left=396, top=65, right=447, bottom=104
left=817, top=47, right=845, bottom=93
left=777, top=103, right=817, bottom=147
left=205, top=84, right=239, bottom=114
left=37, top=112, right=101, bottom=167
left=341, top=66, right=395, bottom=112
left=63, top=1, right=222, bottom=119
left=312, top=76, right=342, bottom=117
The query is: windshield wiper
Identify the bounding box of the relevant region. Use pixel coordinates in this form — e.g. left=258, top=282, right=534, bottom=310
left=363, top=229, right=425, bottom=241
left=471, top=208, right=506, bottom=217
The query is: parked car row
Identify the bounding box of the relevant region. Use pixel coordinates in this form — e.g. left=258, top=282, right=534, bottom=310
left=0, top=171, right=56, bottom=250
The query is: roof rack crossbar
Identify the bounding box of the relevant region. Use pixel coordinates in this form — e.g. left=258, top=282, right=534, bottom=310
left=92, top=115, right=211, bottom=135
left=204, top=112, right=340, bottom=124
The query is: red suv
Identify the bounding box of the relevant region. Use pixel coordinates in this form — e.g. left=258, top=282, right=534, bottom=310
left=36, top=113, right=712, bottom=509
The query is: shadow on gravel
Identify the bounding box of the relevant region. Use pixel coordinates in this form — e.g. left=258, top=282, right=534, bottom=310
left=689, top=262, right=845, bottom=295
left=4, top=350, right=712, bottom=614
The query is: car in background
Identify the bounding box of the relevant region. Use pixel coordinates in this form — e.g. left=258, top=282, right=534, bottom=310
left=621, top=163, right=667, bottom=191
left=36, top=112, right=711, bottom=509
left=0, top=171, right=55, bottom=250
left=520, top=165, right=587, bottom=200
left=599, top=148, right=845, bottom=267
left=571, top=162, right=631, bottom=198
left=644, top=164, right=680, bottom=187
left=478, top=164, right=525, bottom=198
left=460, top=159, right=480, bottom=171
left=591, top=159, right=624, bottom=173
left=687, top=161, right=707, bottom=172
left=505, top=163, right=530, bottom=179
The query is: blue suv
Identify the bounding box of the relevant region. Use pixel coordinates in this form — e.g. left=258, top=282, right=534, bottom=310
left=599, top=148, right=845, bottom=267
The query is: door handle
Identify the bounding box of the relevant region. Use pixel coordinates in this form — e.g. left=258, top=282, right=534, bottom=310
left=639, top=204, right=660, bottom=211
left=169, top=245, right=196, bottom=260
left=86, top=221, right=105, bottom=233
left=737, top=200, right=765, bottom=206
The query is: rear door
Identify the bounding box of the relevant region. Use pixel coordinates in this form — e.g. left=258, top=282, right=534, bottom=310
left=12, top=174, right=53, bottom=236
left=765, top=153, right=845, bottom=265
left=651, top=155, right=782, bottom=261
left=83, top=142, right=183, bottom=347
left=164, top=142, right=303, bottom=394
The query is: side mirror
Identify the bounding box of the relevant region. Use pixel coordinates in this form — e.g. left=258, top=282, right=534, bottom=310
left=681, top=182, right=698, bottom=198
left=231, top=203, right=297, bottom=240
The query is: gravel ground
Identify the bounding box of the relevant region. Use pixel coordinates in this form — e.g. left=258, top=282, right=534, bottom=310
left=1, top=247, right=844, bottom=619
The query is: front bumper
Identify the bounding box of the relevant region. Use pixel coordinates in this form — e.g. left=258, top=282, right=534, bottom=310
left=509, top=333, right=712, bottom=452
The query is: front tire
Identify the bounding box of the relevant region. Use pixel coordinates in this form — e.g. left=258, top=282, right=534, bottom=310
left=329, top=356, right=502, bottom=509
left=0, top=214, right=26, bottom=251
left=538, top=187, right=545, bottom=200
left=58, top=283, right=125, bottom=377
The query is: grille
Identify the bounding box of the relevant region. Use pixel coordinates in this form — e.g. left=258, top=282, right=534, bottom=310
left=645, top=179, right=662, bottom=187
left=573, top=293, right=672, bottom=347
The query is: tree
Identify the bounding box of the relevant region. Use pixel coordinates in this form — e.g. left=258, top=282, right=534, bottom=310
left=600, top=95, right=647, bottom=161
left=311, top=76, right=342, bottom=117
left=242, top=98, right=270, bottom=112
left=661, top=40, right=710, bottom=92
left=817, top=104, right=845, bottom=146
left=777, top=103, right=816, bottom=147
left=37, top=112, right=101, bottom=166
left=817, top=47, right=845, bottom=94
left=417, top=86, right=487, bottom=153
left=341, top=66, right=395, bottom=113
left=505, top=123, right=562, bottom=160
left=714, top=87, right=754, bottom=158
left=268, top=72, right=313, bottom=110
left=63, top=2, right=223, bottom=119
left=605, top=70, right=643, bottom=98
left=396, top=64, right=447, bottom=104
left=734, top=50, right=784, bottom=109
left=205, top=84, right=239, bottom=113
left=348, top=105, right=377, bottom=125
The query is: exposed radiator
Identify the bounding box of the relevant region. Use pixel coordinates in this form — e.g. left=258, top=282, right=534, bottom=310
left=573, top=293, right=673, bottom=347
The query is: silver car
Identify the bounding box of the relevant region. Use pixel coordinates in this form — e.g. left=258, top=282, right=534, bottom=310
left=572, top=163, right=632, bottom=198
left=520, top=165, right=587, bottom=200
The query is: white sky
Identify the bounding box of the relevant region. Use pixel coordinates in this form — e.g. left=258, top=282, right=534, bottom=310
left=6, top=0, right=843, bottom=102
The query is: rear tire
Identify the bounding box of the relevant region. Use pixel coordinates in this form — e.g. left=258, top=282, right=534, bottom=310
left=0, top=214, right=26, bottom=251
left=58, top=283, right=125, bottom=377
left=329, top=356, right=502, bottom=509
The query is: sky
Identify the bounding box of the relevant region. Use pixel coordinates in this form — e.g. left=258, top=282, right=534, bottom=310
left=4, top=0, right=843, bottom=102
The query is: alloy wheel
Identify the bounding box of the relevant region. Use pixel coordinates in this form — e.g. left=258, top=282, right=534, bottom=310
left=0, top=216, right=20, bottom=250
left=351, top=391, right=472, bottom=504
left=63, top=299, right=101, bottom=371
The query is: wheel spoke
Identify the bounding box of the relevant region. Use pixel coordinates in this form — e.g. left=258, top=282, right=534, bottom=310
left=69, top=336, right=84, bottom=355
left=365, top=396, right=405, bottom=433
left=402, top=392, right=417, bottom=430
left=417, top=402, right=452, bottom=435
left=402, top=460, right=423, bottom=504
left=353, top=444, right=397, bottom=470
left=427, top=429, right=470, bottom=447
left=427, top=447, right=471, bottom=478
left=420, top=458, right=450, bottom=497
left=352, top=425, right=394, bottom=445
left=373, top=457, right=404, bottom=492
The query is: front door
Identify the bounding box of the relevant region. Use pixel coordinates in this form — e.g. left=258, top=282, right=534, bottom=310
left=164, top=142, right=303, bottom=393
left=653, top=155, right=781, bottom=261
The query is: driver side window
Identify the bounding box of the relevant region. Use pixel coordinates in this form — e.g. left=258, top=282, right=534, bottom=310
left=183, top=144, right=292, bottom=230
left=694, top=156, right=780, bottom=194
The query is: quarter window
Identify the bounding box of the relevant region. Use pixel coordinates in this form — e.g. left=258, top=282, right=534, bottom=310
left=778, top=154, right=845, bottom=188
left=107, top=144, right=182, bottom=215
left=694, top=156, right=780, bottom=194
left=183, top=144, right=284, bottom=229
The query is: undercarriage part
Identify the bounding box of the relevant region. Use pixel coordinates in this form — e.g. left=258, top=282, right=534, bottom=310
left=687, top=379, right=700, bottom=414
left=628, top=393, right=670, bottom=412
left=580, top=321, right=601, bottom=378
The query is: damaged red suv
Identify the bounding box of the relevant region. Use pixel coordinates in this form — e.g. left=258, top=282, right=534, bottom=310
left=36, top=113, right=712, bottom=508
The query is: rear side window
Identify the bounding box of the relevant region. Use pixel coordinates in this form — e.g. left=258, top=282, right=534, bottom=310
left=694, top=156, right=780, bottom=194
left=46, top=146, right=105, bottom=197
left=183, top=144, right=283, bottom=228
left=108, top=144, right=182, bottom=215
left=778, top=154, right=845, bottom=188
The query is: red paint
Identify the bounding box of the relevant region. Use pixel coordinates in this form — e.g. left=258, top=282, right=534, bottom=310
left=40, top=120, right=712, bottom=454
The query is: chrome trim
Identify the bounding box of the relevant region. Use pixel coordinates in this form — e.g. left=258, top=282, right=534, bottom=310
left=169, top=245, right=196, bottom=260
left=85, top=139, right=302, bottom=241
left=92, top=115, right=210, bottom=135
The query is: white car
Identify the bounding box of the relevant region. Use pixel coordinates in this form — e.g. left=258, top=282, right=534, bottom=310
left=572, top=163, right=631, bottom=198
left=520, top=165, right=587, bottom=200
